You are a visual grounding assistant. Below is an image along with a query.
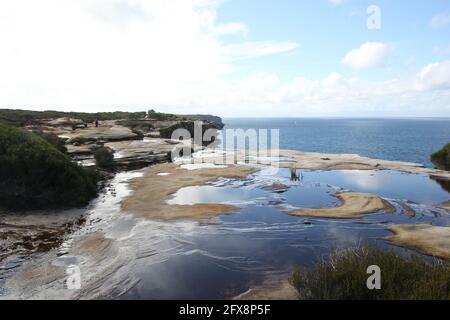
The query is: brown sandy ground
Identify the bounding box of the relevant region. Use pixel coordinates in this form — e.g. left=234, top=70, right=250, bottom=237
left=121, top=163, right=259, bottom=221
left=386, top=224, right=450, bottom=260
left=289, top=192, right=394, bottom=219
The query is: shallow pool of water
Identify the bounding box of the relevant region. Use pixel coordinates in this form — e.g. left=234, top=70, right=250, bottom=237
left=120, top=168, right=450, bottom=299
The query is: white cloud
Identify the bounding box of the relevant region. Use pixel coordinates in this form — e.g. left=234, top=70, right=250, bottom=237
left=0, top=0, right=449, bottom=117
left=430, top=12, right=450, bottom=29
left=0, top=0, right=297, bottom=111
left=415, top=61, right=450, bottom=91
left=342, top=42, right=389, bottom=70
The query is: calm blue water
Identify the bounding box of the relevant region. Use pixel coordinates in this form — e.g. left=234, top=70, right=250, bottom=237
left=222, top=118, right=450, bottom=168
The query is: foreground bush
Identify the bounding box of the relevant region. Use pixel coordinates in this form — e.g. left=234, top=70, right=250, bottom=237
left=291, top=247, right=450, bottom=300
left=0, top=124, right=98, bottom=210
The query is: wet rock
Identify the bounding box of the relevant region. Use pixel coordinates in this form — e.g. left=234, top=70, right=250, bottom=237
left=0, top=212, right=86, bottom=264
left=261, top=182, right=289, bottom=192
left=290, top=192, right=395, bottom=219
left=386, top=224, right=450, bottom=260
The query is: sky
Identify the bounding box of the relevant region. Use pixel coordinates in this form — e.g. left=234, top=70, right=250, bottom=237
left=0, top=0, right=450, bottom=117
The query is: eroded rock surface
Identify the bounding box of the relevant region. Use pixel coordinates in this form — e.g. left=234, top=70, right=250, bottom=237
left=289, top=192, right=394, bottom=219
left=121, top=163, right=259, bottom=221
left=386, top=224, right=450, bottom=260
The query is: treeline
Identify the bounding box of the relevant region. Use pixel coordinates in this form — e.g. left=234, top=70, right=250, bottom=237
left=0, top=109, right=147, bottom=127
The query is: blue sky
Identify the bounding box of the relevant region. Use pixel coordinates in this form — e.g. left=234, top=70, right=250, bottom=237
left=218, top=0, right=450, bottom=80
left=0, top=0, right=449, bottom=117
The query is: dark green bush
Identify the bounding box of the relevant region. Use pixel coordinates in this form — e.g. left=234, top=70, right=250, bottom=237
left=291, top=247, right=450, bottom=300
left=431, top=143, right=450, bottom=170
left=94, top=147, right=115, bottom=170
left=0, top=123, right=98, bottom=210
left=33, top=131, right=68, bottom=154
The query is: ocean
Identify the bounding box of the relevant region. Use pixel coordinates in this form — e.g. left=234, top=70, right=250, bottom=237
left=222, top=118, right=450, bottom=168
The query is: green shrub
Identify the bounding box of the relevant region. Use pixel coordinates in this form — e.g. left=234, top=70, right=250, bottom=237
left=431, top=143, right=450, bottom=170
left=290, top=247, right=450, bottom=300
left=94, top=147, right=115, bottom=170
left=0, top=123, right=98, bottom=210
left=33, top=131, right=68, bottom=154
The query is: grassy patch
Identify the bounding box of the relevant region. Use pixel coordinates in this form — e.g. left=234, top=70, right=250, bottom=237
left=290, top=247, right=450, bottom=300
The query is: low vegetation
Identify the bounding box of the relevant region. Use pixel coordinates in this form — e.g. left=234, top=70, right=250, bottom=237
left=0, top=123, right=98, bottom=210
left=33, top=130, right=68, bottom=154
left=94, top=147, right=115, bottom=171
left=147, top=109, right=185, bottom=121
left=431, top=143, right=450, bottom=171
left=0, top=109, right=146, bottom=127
left=290, top=247, right=450, bottom=300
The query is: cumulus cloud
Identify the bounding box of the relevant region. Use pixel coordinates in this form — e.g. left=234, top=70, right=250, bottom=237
left=415, top=61, right=450, bottom=91
left=342, top=42, right=389, bottom=70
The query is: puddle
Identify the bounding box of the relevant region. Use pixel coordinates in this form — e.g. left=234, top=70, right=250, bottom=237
left=301, top=170, right=450, bottom=204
